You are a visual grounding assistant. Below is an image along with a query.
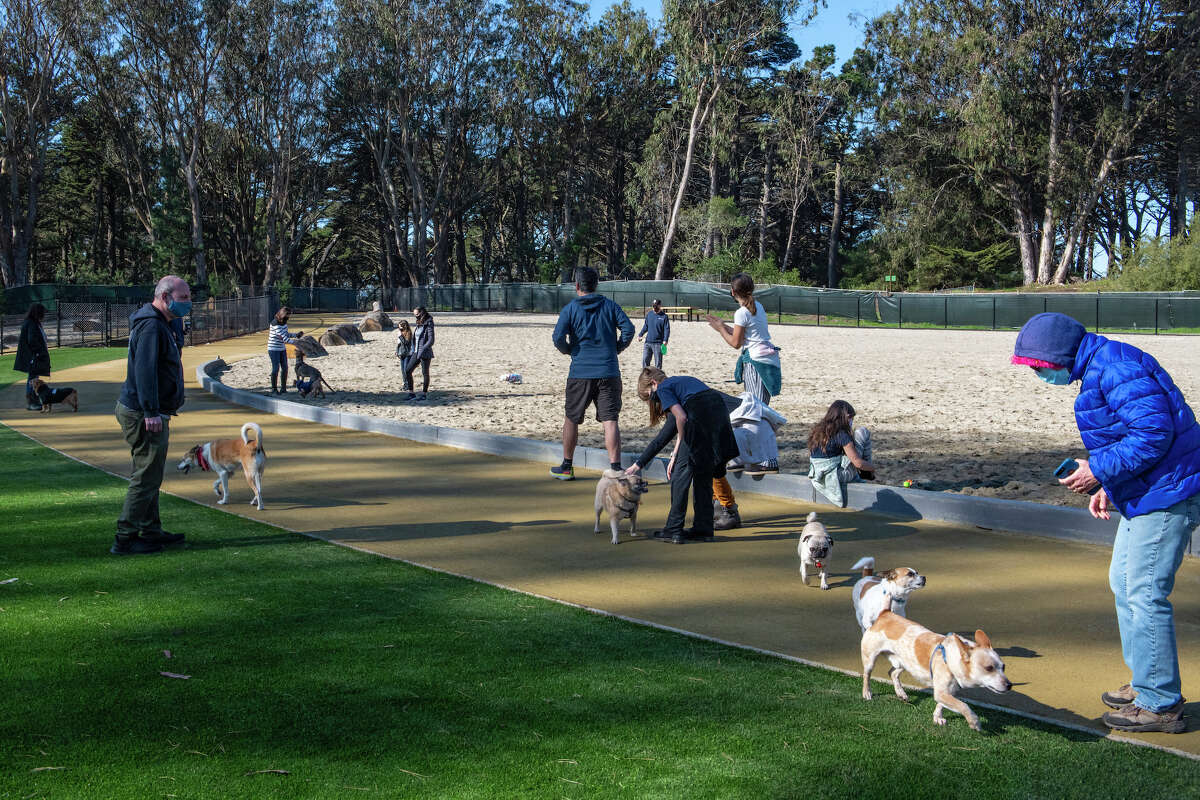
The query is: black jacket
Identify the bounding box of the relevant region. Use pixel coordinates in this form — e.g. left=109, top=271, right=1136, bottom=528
left=118, top=304, right=185, bottom=416
left=14, top=319, right=51, bottom=377
left=635, top=389, right=739, bottom=476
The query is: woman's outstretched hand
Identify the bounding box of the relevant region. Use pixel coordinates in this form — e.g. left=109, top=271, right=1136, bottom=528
left=624, top=463, right=641, bottom=477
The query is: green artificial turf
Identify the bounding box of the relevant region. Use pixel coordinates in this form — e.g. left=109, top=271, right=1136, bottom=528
left=0, top=347, right=127, bottom=389
left=1, top=425, right=1197, bottom=799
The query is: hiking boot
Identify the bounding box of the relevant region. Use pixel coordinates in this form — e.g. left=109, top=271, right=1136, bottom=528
left=110, top=536, right=164, bottom=556
left=744, top=460, right=779, bottom=476
left=651, top=529, right=685, bottom=544
left=1102, top=683, right=1137, bottom=709
left=1102, top=700, right=1186, bottom=733
left=683, top=528, right=714, bottom=542
left=714, top=503, right=741, bottom=531
left=549, top=464, right=575, bottom=481
left=141, top=530, right=186, bottom=545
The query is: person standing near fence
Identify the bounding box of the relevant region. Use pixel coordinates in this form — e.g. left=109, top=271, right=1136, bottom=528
left=551, top=266, right=634, bottom=480
left=638, top=299, right=670, bottom=369
left=267, top=307, right=303, bottom=394
left=14, top=303, right=50, bottom=411
left=403, top=307, right=434, bottom=401
left=1013, top=312, right=1200, bottom=733
left=112, top=275, right=191, bottom=556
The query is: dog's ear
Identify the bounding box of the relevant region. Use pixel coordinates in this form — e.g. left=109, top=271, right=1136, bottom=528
left=974, top=629, right=992, bottom=649
left=800, top=533, right=811, bottom=542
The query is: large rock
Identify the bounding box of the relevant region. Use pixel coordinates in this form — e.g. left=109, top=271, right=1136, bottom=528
left=359, top=309, right=394, bottom=332
left=329, top=323, right=364, bottom=343
left=319, top=330, right=347, bottom=348
left=288, top=334, right=327, bottom=358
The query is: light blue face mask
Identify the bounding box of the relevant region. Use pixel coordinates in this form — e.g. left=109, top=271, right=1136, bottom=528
left=1035, top=367, right=1071, bottom=385
left=168, top=297, right=192, bottom=318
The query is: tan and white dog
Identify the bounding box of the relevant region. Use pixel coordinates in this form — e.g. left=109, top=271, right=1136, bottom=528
left=850, top=556, right=926, bottom=630
left=797, top=511, right=833, bottom=590
left=177, top=422, right=267, bottom=510
left=594, top=469, right=649, bottom=544
left=861, top=610, right=1012, bottom=731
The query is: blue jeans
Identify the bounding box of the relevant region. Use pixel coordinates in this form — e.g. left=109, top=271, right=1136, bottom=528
left=642, top=341, right=663, bottom=369
left=268, top=350, right=288, bottom=387
left=1109, top=495, right=1200, bottom=712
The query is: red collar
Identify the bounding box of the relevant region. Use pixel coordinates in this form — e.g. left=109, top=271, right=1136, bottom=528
left=196, top=448, right=211, bottom=472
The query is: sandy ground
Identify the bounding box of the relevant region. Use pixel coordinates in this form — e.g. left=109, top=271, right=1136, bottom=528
left=219, top=312, right=1200, bottom=507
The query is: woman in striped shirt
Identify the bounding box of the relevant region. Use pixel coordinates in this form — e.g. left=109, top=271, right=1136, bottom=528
left=267, top=307, right=303, bottom=394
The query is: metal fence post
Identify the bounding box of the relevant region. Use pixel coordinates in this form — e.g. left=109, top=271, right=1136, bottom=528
left=944, top=296, right=948, bottom=328
left=1, top=315, right=4, bottom=354
left=105, top=302, right=111, bottom=345
left=1096, top=295, right=1100, bottom=332
left=898, top=296, right=903, bottom=329
left=777, top=293, right=781, bottom=324
left=816, top=295, right=821, bottom=326
left=992, top=297, right=996, bottom=330
left=57, top=305, right=62, bottom=346
left=856, top=297, right=861, bottom=327
left=1155, top=298, right=1159, bottom=334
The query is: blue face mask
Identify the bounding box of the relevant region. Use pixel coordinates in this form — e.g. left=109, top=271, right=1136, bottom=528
left=168, top=298, right=192, bottom=318
left=1035, top=367, right=1071, bottom=385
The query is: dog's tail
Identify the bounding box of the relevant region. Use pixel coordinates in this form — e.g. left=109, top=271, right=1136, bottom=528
left=851, top=556, right=875, bottom=577
left=241, top=422, right=264, bottom=454
left=806, top=511, right=818, bottom=524
left=320, top=377, right=335, bottom=391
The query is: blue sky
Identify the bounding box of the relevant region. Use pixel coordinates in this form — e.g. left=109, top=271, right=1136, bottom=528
left=586, top=1, right=898, bottom=69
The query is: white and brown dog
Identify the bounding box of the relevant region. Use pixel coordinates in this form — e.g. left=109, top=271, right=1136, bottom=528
left=177, top=422, right=267, bottom=510
left=861, top=610, right=1012, bottom=731
left=850, top=556, right=926, bottom=630
left=594, top=469, right=649, bottom=544
left=797, top=511, right=833, bottom=590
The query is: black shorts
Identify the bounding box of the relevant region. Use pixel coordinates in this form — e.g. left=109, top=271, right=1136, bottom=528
left=564, top=377, right=622, bottom=424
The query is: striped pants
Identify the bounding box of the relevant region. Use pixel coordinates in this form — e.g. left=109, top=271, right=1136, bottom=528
left=741, top=361, right=772, bottom=405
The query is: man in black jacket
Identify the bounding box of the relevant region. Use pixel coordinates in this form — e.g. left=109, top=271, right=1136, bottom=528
left=113, top=275, right=191, bottom=555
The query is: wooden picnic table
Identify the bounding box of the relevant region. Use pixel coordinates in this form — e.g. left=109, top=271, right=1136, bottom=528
left=647, top=306, right=697, bottom=322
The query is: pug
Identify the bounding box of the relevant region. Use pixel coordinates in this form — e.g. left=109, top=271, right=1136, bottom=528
left=797, top=511, right=834, bottom=590
left=594, top=469, right=649, bottom=545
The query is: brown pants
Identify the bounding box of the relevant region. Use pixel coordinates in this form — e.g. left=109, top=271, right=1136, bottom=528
left=713, top=477, right=735, bottom=508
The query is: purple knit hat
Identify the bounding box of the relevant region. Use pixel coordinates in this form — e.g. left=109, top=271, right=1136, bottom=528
left=1011, top=312, right=1087, bottom=369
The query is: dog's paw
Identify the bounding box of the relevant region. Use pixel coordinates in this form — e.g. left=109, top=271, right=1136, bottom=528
left=934, top=714, right=947, bottom=726
left=218, top=498, right=228, bottom=505
left=862, top=689, right=873, bottom=701
left=821, top=582, right=831, bottom=591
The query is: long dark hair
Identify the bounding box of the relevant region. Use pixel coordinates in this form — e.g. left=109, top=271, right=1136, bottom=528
left=274, top=307, right=291, bottom=324
left=808, top=400, right=856, bottom=453
left=637, top=366, right=668, bottom=425
left=413, top=306, right=430, bottom=324
left=730, top=272, right=757, bottom=315
left=25, top=303, right=46, bottom=323
left=398, top=319, right=413, bottom=341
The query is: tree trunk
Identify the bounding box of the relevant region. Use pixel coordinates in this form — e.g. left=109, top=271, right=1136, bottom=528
left=1036, top=83, right=1063, bottom=284
left=826, top=161, right=843, bottom=288
left=183, top=154, right=207, bottom=286
left=655, top=81, right=718, bottom=280
left=758, top=146, right=771, bottom=262
left=1173, top=112, right=1190, bottom=238
left=704, top=112, right=718, bottom=259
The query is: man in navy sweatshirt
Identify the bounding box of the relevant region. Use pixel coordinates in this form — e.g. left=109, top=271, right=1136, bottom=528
left=638, top=298, right=671, bottom=368
left=550, top=267, right=634, bottom=480
left=113, top=275, right=191, bottom=555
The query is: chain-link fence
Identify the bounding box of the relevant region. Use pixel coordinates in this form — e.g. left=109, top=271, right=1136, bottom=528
left=389, top=281, right=1200, bottom=334
left=1, top=295, right=274, bottom=354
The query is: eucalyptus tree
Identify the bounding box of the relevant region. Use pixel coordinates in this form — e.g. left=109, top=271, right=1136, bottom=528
left=213, top=0, right=332, bottom=289
left=0, top=0, right=76, bottom=288
left=651, top=0, right=803, bottom=279
left=868, top=0, right=1196, bottom=285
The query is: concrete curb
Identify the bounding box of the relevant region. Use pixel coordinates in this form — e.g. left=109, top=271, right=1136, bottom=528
left=197, top=358, right=1145, bottom=553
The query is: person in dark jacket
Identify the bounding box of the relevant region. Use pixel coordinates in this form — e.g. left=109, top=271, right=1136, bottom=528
left=14, top=303, right=51, bottom=411
left=113, top=275, right=192, bottom=556
left=402, top=307, right=435, bottom=401
left=637, top=299, right=670, bottom=368
left=550, top=267, right=634, bottom=480
left=1013, top=312, right=1200, bottom=733
left=624, top=367, right=739, bottom=545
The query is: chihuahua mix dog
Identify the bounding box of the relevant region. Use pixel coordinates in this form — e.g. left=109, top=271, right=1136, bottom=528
left=861, top=610, right=1012, bottom=731
left=850, top=556, right=926, bottom=631
left=177, top=422, right=267, bottom=510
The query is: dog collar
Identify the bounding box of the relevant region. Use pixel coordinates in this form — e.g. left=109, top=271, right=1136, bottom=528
left=196, top=449, right=212, bottom=472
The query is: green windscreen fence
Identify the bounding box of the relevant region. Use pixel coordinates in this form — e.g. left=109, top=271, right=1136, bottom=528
left=389, top=281, right=1200, bottom=334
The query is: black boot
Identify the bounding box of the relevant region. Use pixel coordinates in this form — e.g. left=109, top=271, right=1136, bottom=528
left=110, top=535, right=164, bottom=555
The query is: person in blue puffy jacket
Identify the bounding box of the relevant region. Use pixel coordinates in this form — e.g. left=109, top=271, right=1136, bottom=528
left=550, top=267, right=634, bottom=481
left=1013, top=312, right=1200, bottom=733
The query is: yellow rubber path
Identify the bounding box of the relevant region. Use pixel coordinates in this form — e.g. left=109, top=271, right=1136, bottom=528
left=3, top=315, right=1198, bottom=756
